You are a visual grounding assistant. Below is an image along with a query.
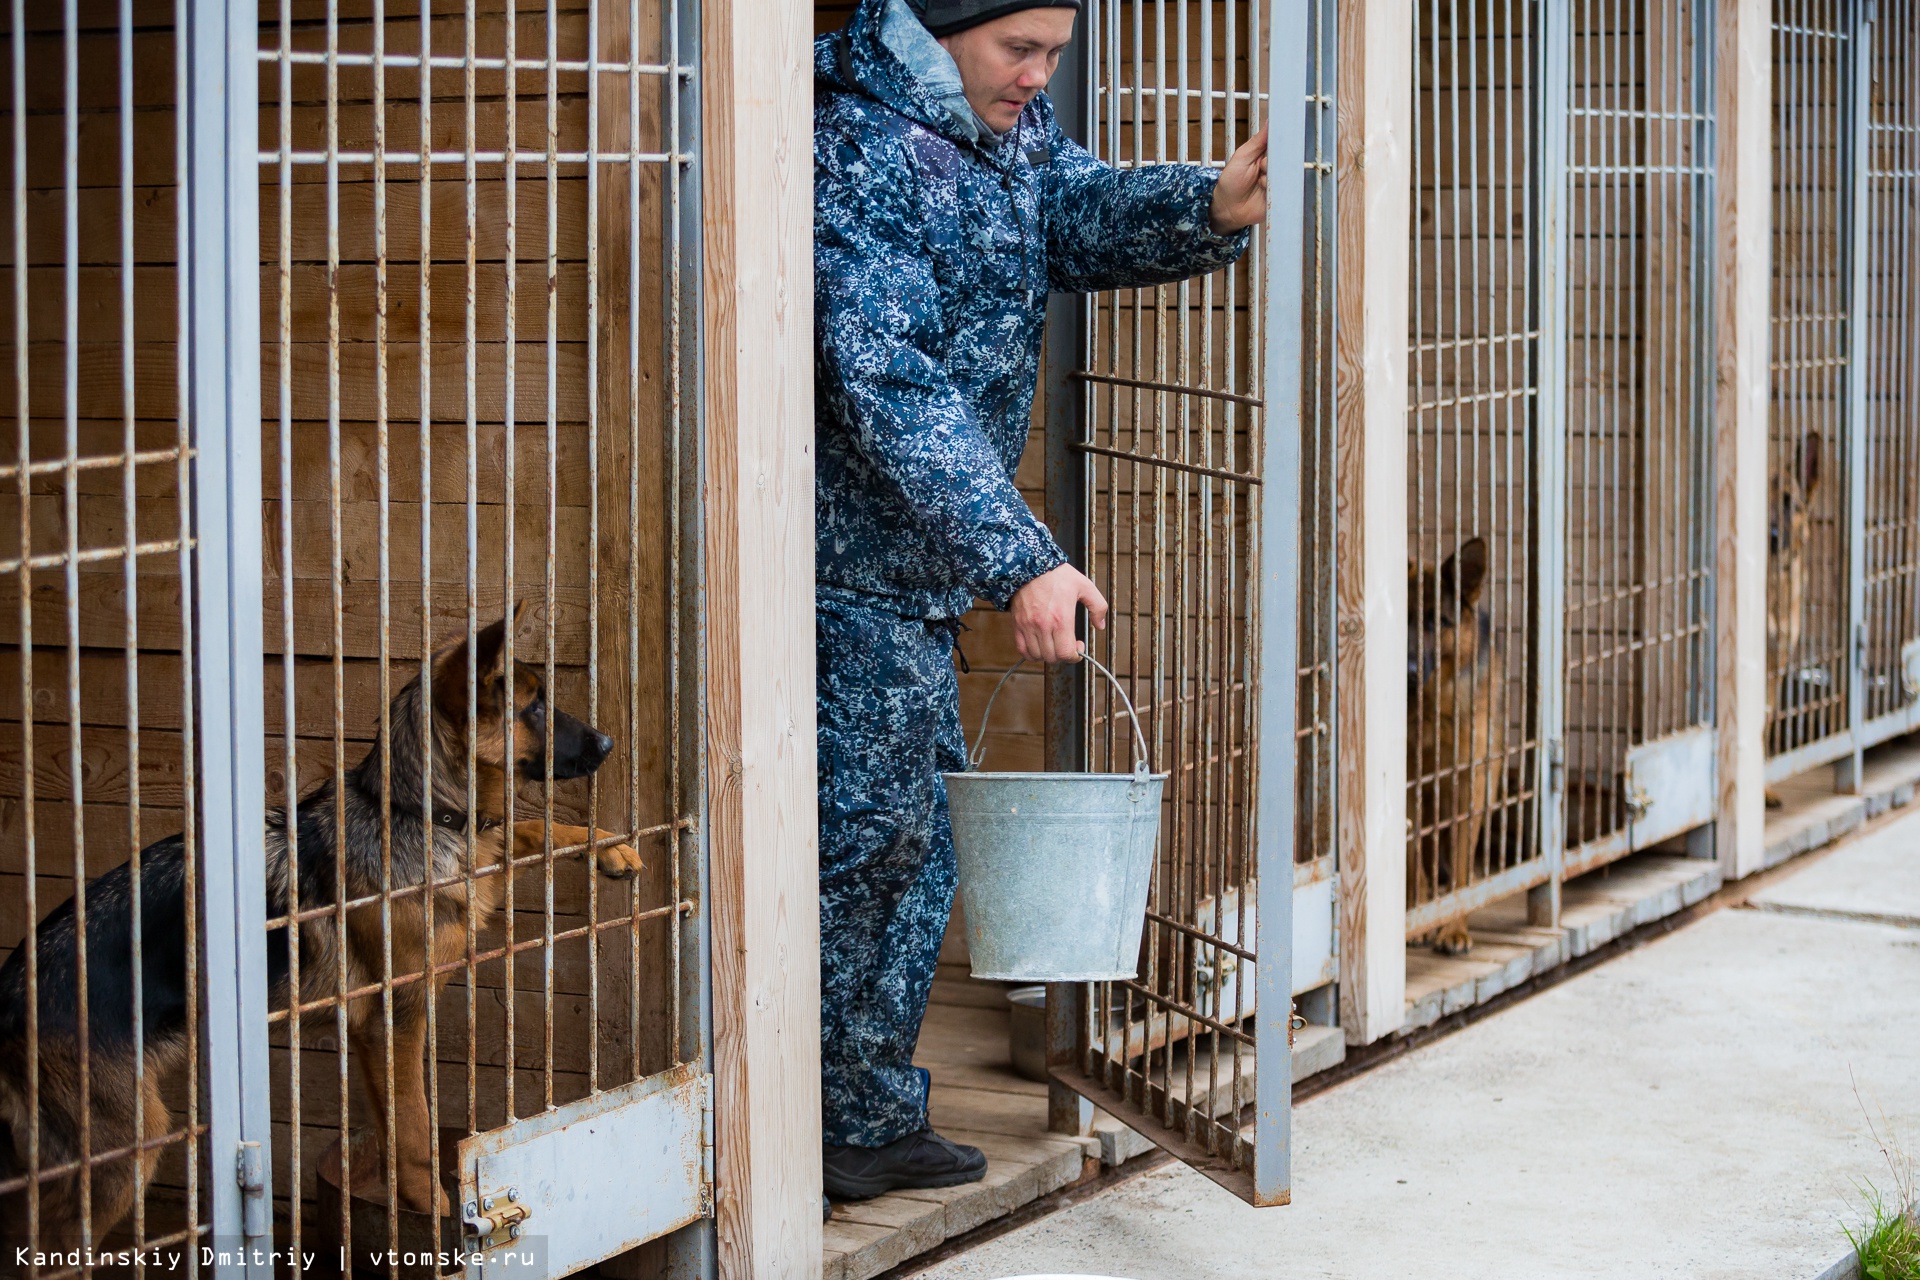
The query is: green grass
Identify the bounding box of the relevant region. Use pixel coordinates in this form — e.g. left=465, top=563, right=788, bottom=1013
left=1845, top=1186, right=1920, bottom=1280
left=1846, top=1071, right=1918, bottom=1280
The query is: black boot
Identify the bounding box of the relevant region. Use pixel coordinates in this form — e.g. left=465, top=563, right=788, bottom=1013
left=822, top=1129, right=987, bottom=1199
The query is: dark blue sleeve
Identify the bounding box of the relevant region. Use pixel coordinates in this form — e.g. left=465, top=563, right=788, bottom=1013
left=815, top=122, right=1067, bottom=607
left=1038, top=101, right=1253, bottom=294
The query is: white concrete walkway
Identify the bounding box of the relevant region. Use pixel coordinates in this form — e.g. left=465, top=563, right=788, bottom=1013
left=910, top=812, right=1920, bottom=1280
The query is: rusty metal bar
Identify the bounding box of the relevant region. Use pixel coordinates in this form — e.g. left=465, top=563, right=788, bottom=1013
left=8, top=0, right=37, bottom=1248
left=1071, top=440, right=1264, bottom=487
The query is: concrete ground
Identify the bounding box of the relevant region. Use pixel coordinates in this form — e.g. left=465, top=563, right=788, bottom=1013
left=909, top=811, right=1920, bottom=1280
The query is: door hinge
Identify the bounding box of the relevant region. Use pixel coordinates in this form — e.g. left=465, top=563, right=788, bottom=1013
left=464, top=1188, right=532, bottom=1250
left=1548, top=738, right=1566, bottom=796
left=1855, top=621, right=1868, bottom=672
left=236, top=1140, right=269, bottom=1240
left=699, top=1075, right=715, bottom=1217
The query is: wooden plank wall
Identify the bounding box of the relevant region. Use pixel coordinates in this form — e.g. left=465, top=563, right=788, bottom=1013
left=704, top=0, right=820, bottom=1268
left=1715, top=0, right=1772, bottom=878
left=1334, top=0, right=1411, bottom=1045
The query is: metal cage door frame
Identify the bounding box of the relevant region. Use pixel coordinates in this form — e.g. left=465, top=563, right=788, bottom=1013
left=1765, top=0, right=1920, bottom=790
left=1551, top=0, right=1723, bottom=884
left=191, top=0, right=719, bottom=1272
left=1047, top=0, right=1314, bottom=1207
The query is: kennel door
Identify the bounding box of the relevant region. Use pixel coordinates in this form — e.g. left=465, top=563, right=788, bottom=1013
left=254, top=0, right=715, bottom=1271
left=1049, top=0, right=1319, bottom=1207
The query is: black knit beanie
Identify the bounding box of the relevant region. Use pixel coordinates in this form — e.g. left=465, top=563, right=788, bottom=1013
left=909, top=0, right=1080, bottom=37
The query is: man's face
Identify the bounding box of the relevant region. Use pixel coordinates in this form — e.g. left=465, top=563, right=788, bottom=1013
left=937, top=8, right=1076, bottom=135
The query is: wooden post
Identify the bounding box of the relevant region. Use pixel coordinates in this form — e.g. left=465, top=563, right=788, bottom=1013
left=1715, top=0, right=1772, bottom=881
left=702, top=0, right=822, bottom=1268
left=1334, top=0, right=1412, bottom=1045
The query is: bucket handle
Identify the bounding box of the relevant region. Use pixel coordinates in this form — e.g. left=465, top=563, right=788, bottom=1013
left=967, top=645, right=1153, bottom=780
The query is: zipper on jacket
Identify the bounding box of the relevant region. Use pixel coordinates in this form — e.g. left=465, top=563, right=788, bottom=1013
left=1006, top=119, right=1034, bottom=305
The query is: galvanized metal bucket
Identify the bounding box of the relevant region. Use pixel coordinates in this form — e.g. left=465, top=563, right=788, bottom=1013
left=944, top=651, right=1165, bottom=982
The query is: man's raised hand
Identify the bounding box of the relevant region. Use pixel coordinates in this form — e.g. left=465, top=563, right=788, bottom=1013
left=1209, top=125, right=1270, bottom=235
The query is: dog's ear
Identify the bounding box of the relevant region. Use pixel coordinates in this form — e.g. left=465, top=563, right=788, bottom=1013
left=430, top=605, right=527, bottom=722
left=1441, top=537, right=1489, bottom=610
left=1799, top=431, right=1822, bottom=497
left=472, top=603, right=529, bottom=684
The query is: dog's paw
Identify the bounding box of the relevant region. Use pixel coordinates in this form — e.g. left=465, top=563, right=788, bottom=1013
left=595, top=839, right=644, bottom=880
left=1432, top=920, right=1473, bottom=955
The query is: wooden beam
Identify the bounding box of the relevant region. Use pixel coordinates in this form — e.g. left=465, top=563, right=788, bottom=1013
left=701, top=0, right=821, bottom=1268
left=1715, top=0, right=1771, bottom=880
left=1334, top=0, right=1411, bottom=1046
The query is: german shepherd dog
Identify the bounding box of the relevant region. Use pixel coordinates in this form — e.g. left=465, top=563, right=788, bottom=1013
left=0, top=606, right=643, bottom=1246
left=1408, top=538, right=1507, bottom=955
left=1766, top=431, right=1822, bottom=805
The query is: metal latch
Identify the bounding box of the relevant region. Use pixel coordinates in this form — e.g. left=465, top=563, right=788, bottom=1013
left=1625, top=784, right=1653, bottom=821
left=1548, top=738, right=1566, bottom=796
left=464, top=1189, right=531, bottom=1249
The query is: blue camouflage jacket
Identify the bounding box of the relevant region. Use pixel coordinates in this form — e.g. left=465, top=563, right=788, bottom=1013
left=814, top=0, right=1252, bottom=621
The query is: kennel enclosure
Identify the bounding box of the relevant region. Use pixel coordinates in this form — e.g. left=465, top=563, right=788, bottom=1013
left=1406, top=0, right=1721, bottom=944
left=1766, top=0, right=1920, bottom=788
left=0, top=0, right=820, bottom=1267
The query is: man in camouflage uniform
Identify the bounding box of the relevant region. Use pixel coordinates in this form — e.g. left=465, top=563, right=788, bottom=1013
left=813, top=0, right=1270, bottom=1200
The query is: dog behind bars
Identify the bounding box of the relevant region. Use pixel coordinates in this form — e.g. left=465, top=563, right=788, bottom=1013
left=0, top=606, right=644, bottom=1247
left=1407, top=537, right=1507, bottom=956
left=1765, top=431, right=1822, bottom=802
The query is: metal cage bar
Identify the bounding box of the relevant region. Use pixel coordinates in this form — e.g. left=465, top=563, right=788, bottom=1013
left=1409, top=0, right=1721, bottom=941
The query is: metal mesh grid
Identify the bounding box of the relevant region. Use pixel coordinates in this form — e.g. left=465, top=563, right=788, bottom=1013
left=256, top=0, right=700, bottom=1258
left=1766, top=0, right=1855, bottom=764
left=1862, top=0, right=1920, bottom=731
left=1068, top=0, right=1325, bottom=1201
left=1560, top=0, right=1716, bottom=869
left=1405, top=0, right=1546, bottom=938
left=1078, top=0, right=1265, bottom=1174
left=0, top=1, right=208, bottom=1260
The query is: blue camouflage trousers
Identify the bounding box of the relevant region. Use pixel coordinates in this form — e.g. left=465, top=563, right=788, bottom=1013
left=816, top=588, right=969, bottom=1148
